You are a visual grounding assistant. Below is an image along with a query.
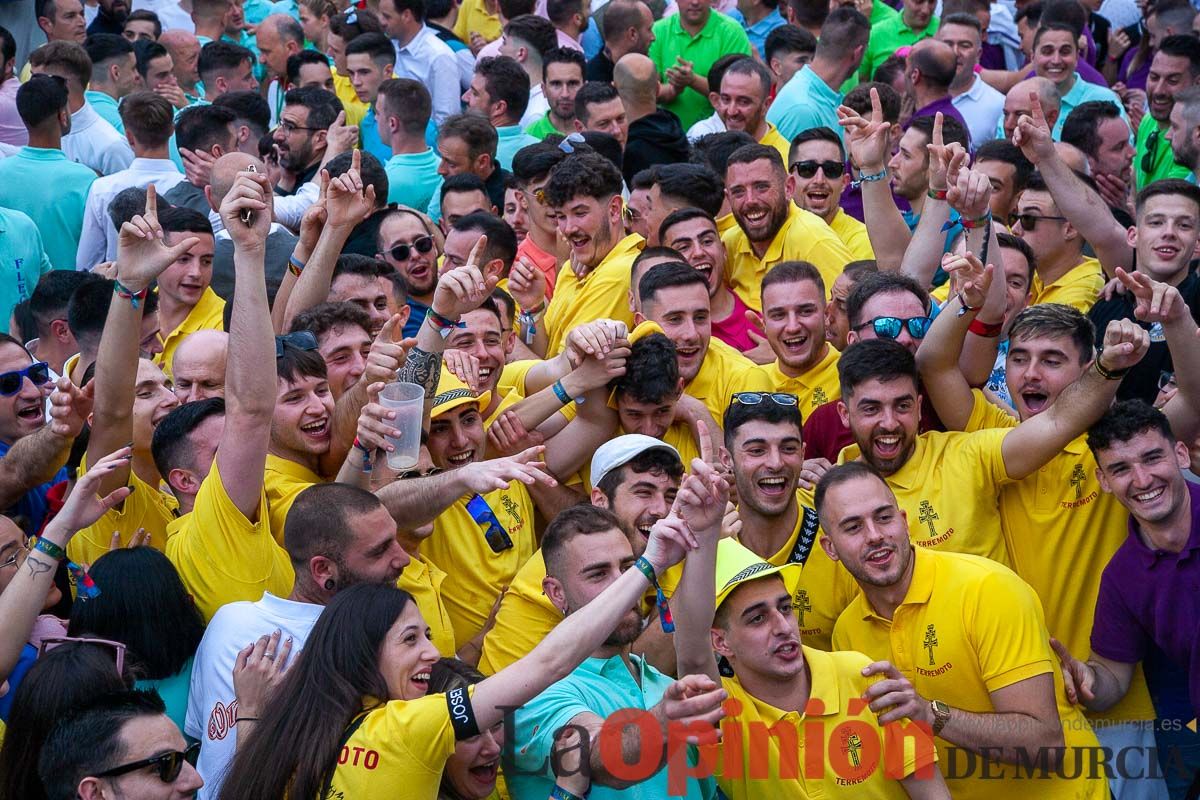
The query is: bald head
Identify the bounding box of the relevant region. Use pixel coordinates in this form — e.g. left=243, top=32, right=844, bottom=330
left=614, top=53, right=659, bottom=110
left=160, top=30, right=200, bottom=89
left=908, top=39, right=957, bottom=91
left=1003, top=77, right=1061, bottom=139
left=172, top=329, right=228, bottom=403
left=207, top=152, right=267, bottom=209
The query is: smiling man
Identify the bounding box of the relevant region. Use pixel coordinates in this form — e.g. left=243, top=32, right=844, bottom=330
left=1031, top=23, right=1125, bottom=138
left=151, top=207, right=224, bottom=381
left=755, top=261, right=841, bottom=413
left=788, top=127, right=873, bottom=260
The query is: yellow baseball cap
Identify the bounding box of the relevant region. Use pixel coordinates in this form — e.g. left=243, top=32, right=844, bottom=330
left=431, top=367, right=490, bottom=419
left=714, top=538, right=803, bottom=612
left=629, top=320, right=667, bottom=343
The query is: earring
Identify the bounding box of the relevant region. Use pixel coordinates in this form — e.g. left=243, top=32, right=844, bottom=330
left=324, top=579, right=335, bottom=591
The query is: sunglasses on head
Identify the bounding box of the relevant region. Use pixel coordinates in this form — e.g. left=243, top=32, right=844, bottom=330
left=39, top=636, right=126, bottom=674
left=96, top=742, right=201, bottom=784
left=1011, top=213, right=1066, bottom=232
left=0, top=361, right=51, bottom=396
left=732, top=392, right=799, bottom=407
left=275, top=330, right=319, bottom=359
left=790, top=160, right=845, bottom=179
left=388, top=235, right=435, bottom=262
left=853, top=316, right=933, bottom=340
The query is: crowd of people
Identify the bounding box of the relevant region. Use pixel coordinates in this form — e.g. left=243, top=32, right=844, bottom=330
left=0, top=0, right=1195, bottom=795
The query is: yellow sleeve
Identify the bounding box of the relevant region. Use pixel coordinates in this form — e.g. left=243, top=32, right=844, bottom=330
left=955, top=428, right=1012, bottom=488
left=67, top=468, right=177, bottom=567
left=165, top=463, right=294, bottom=621
left=263, top=472, right=316, bottom=546
left=965, top=566, right=1056, bottom=693
left=964, top=389, right=1019, bottom=433
left=379, top=693, right=459, bottom=769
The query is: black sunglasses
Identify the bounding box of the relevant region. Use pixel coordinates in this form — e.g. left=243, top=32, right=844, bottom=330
left=275, top=330, right=319, bottom=359
left=1142, top=128, right=1161, bottom=176
left=1011, top=213, right=1066, bottom=232
left=388, top=235, right=435, bottom=262
left=96, top=742, right=200, bottom=783
left=790, top=160, right=845, bottom=179
left=853, top=316, right=933, bottom=340
left=732, top=392, right=799, bottom=407
left=0, top=361, right=51, bottom=396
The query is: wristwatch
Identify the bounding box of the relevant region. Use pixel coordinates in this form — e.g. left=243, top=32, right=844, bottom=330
left=930, top=700, right=951, bottom=736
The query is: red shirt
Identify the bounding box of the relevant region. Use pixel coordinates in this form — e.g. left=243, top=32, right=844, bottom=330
left=515, top=236, right=559, bottom=300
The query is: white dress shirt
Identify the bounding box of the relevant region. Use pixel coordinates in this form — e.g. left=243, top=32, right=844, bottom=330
left=952, top=75, right=1006, bottom=150
left=687, top=111, right=726, bottom=142
left=392, top=25, right=462, bottom=127
left=132, top=0, right=195, bottom=31
left=64, top=101, right=134, bottom=177
left=520, top=84, right=549, bottom=130
left=77, top=157, right=185, bottom=269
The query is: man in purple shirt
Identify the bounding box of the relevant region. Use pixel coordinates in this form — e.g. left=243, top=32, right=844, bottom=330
left=904, top=38, right=968, bottom=137
left=1053, top=400, right=1200, bottom=723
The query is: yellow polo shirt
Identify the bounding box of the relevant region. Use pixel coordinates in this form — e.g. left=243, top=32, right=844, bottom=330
left=828, top=208, right=875, bottom=261
left=398, top=553, right=458, bottom=657
left=742, top=488, right=860, bottom=651
left=423, top=481, right=537, bottom=650
left=718, top=647, right=937, bottom=799
left=67, top=459, right=178, bottom=567
left=756, top=346, right=841, bottom=415
left=838, top=429, right=1013, bottom=567
left=332, top=70, right=369, bottom=128
left=963, top=393, right=1157, bottom=726
left=476, top=548, right=558, bottom=675
left=327, top=693, right=459, bottom=798
left=759, top=122, right=792, bottom=165
left=1030, top=257, right=1103, bottom=314
left=832, top=548, right=1108, bottom=800
left=544, top=233, right=642, bottom=356
left=716, top=213, right=739, bottom=237
left=496, top=359, right=538, bottom=399
left=164, top=461, right=294, bottom=621
left=262, top=454, right=323, bottom=546
left=722, top=204, right=852, bottom=312
left=687, top=337, right=773, bottom=425
left=154, top=287, right=226, bottom=381
left=453, top=0, right=501, bottom=42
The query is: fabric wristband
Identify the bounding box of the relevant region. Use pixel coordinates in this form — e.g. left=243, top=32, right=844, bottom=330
left=853, top=167, right=887, bottom=188
left=968, top=318, right=1003, bottom=337
left=287, top=254, right=305, bottom=277
left=634, top=556, right=675, bottom=633
left=551, top=787, right=588, bottom=800
left=31, top=536, right=65, bottom=560
left=446, top=686, right=480, bottom=740
left=114, top=280, right=148, bottom=309
left=927, top=188, right=948, bottom=200
left=1095, top=359, right=1129, bottom=380
left=551, top=380, right=572, bottom=405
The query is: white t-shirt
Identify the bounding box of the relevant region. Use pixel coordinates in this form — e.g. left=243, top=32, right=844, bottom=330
left=186, top=593, right=323, bottom=800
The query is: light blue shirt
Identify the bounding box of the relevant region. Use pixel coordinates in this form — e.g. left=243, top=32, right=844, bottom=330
left=504, top=654, right=718, bottom=800
left=360, top=107, right=393, bottom=165
left=85, top=90, right=124, bottom=134
left=0, top=147, right=96, bottom=271
left=384, top=148, right=442, bottom=213
left=495, top=124, right=538, bottom=171
left=1055, top=73, right=1127, bottom=138
left=265, top=0, right=296, bottom=19
left=741, top=7, right=785, bottom=59
left=767, top=64, right=843, bottom=144
left=0, top=206, right=52, bottom=333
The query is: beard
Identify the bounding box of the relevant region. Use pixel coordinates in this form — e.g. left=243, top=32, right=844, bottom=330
left=603, top=609, right=646, bottom=647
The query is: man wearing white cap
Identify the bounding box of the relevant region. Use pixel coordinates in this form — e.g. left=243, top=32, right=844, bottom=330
left=670, top=457, right=950, bottom=799
left=479, top=434, right=685, bottom=674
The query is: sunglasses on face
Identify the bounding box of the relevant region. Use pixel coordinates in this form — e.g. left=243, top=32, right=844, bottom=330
left=275, top=330, right=319, bottom=359
left=1142, top=129, right=1161, bottom=175
left=397, top=466, right=443, bottom=480
left=95, top=742, right=201, bottom=784
left=0, top=361, right=51, bottom=396
left=388, top=235, right=435, bottom=262
left=732, top=391, right=799, bottom=407
left=1011, top=213, right=1067, bottom=232
left=853, top=316, right=933, bottom=340
left=790, top=160, right=846, bottom=179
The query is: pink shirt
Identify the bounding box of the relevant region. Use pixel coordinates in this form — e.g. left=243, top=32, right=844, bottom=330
left=477, top=26, right=582, bottom=61
left=0, top=78, right=28, bottom=147
left=711, top=291, right=758, bottom=353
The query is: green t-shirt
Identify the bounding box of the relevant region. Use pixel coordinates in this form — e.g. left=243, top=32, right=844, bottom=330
left=524, top=112, right=561, bottom=141
left=1136, top=113, right=1192, bottom=189
left=649, top=10, right=752, bottom=131
left=860, top=13, right=939, bottom=82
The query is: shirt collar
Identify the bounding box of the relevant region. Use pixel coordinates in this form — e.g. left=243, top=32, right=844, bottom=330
left=1127, top=480, right=1200, bottom=565
left=129, top=157, right=183, bottom=174
left=17, top=146, right=68, bottom=161
left=265, top=452, right=323, bottom=484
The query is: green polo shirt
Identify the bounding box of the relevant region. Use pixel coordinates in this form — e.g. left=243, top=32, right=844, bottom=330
left=860, top=14, right=939, bottom=82
left=85, top=90, right=124, bottom=134
left=649, top=10, right=752, bottom=131
left=1136, top=113, right=1191, bottom=190
left=870, top=0, right=899, bottom=25
left=0, top=147, right=96, bottom=271
left=0, top=207, right=52, bottom=333
left=524, top=112, right=561, bottom=140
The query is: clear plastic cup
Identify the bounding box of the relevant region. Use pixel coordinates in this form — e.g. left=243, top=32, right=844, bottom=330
left=378, top=382, right=425, bottom=470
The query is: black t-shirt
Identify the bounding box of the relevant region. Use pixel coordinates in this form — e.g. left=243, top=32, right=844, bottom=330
left=1087, top=267, right=1200, bottom=403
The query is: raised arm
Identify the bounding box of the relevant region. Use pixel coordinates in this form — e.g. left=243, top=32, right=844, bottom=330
left=214, top=170, right=279, bottom=519
left=1000, top=320, right=1150, bottom=480
left=92, top=184, right=201, bottom=495
left=671, top=449, right=727, bottom=683
left=838, top=88, right=911, bottom=271
left=271, top=188, right=327, bottom=334
left=899, top=115, right=963, bottom=288
left=1013, top=92, right=1132, bottom=274
left=948, top=169, right=1008, bottom=389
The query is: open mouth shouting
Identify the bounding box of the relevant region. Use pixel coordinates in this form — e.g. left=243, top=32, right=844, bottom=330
left=1019, top=386, right=1050, bottom=416
left=299, top=416, right=330, bottom=442
left=466, top=758, right=500, bottom=787
left=15, top=399, right=43, bottom=429
left=871, top=432, right=904, bottom=461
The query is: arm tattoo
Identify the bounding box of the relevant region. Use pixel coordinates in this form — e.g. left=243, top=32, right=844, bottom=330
left=401, top=346, right=442, bottom=396
left=24, top=553, right=54, bottom=578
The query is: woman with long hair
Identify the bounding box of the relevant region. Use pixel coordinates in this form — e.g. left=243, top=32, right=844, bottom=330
left=67, top=547, right=206, bottom=729
left=299, top=0, right=337, bottom=53
left=0, top=642, right=130, bottom=800
left=428, top=659, right=501, bottom=800
left=219, top=514, right=697, bottom=800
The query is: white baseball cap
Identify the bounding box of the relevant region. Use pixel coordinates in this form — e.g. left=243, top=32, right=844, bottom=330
left=590, top=434, right=681, bottom=488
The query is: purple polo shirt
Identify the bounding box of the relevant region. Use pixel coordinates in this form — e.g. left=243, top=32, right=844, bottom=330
left=907, top=97, right=970, bottom=144
left=1090, top=480, right=1200, bottom=716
